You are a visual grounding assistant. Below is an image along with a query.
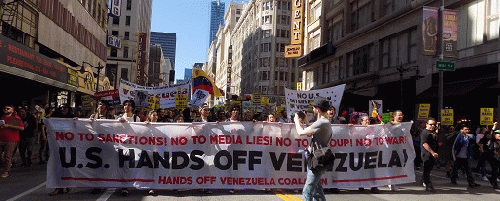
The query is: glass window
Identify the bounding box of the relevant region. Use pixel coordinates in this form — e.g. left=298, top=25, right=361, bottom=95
left=123, top=46, right=129, bottom=58
left=124, top=32, right=129, bottom=40
left=110, top=47, right=117, bottom=57
left=127, top=0, right=132, bottom=10
left=125, top=16, right=131, bottom=26
left=112, top=16, right=119, bottom=25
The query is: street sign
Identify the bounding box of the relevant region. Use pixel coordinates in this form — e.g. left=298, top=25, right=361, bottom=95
left=436, top=61, right=455, bottom=71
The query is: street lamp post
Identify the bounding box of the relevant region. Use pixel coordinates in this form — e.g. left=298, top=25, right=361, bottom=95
left=396, top=63, right=424, bottom=111
left=79, top=61, right=105, bottom=93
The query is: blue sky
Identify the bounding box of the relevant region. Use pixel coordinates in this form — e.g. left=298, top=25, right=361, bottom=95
left=151, top=0, right=210, bottom=80
left=151, top=0, right=246, bottom=81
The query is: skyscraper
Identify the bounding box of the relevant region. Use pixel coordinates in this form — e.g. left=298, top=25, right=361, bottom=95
left=209, top=0, right=225, bottom=45
left=150, top=32, right=176, bottom=68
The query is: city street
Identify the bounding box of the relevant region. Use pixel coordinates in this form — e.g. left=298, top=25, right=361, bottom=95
left=2, top=162, right=499, bottom=201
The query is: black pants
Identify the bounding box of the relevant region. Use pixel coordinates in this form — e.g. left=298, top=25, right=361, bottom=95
left=423, top=157, right=436, bottom=187
left=451, top=157, right=474, bottom=184
left=483, top=153, right=499, bottom=186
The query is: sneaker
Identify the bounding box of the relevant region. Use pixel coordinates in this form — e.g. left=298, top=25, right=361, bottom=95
left=425, top=186, right=436, bottom=193
left=293, top=189, right=299, bottom=193
left=1, top=172, right=8, bottom=178
left=483, top=176, right=490, bottom=181
left=388, top=185, right=399, bottom=191
left=468, top=183, right=480, bottom=188
left=120, top=189, right=129, bottom=196
left=228, top=189, right=234, bottom=194
left=148, top=190, right=155, bottom=195
left=370, top=187, right=380, bottom=193
left=91, top=188, right=103, bottom=194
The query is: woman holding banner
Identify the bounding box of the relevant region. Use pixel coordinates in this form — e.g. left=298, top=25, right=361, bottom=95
left=358, top=115, right=381, bottom=193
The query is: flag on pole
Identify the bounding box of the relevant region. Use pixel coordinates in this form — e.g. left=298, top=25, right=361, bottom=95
left=192, top=69, right=222, bottom=97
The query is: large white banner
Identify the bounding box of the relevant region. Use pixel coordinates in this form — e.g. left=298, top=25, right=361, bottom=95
left=285, top=84, right=345, bottom=120
left=119, top=79, right=190, bottom=108
left=44, top=118, right=415, bottom=189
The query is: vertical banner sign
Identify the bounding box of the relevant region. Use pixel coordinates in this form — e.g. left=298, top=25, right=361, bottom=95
left=422, top=7, right=438, bottom=55
left=136, top=33, right=148, bottom=85
left=110, top=0, right=121, bottom=17
left=291, top=0, right=304, bottom=45
left=442, top=9, right=458, bottom=57
left=480, top=108, right=494, bottom=126
left=285, top=0, right=304, bottom=57
left=417, top=104, right=431, bottom=121
left=441, top=109, right=454, bottom=126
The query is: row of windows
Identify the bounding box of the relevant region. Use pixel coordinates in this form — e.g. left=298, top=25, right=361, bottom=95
left=110, top=46, right=129, bottom=58
left=110, top=31, right=130, bottom=40
left=259, top=71, right=295, bottom=82
left=261, top=29, right=290, bottom=39
left=112, top=16, right=131, bottom=26
left=311, top=28, right=418, bottom=87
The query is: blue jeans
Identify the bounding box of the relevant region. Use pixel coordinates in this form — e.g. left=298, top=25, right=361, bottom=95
left=303, top=167, right=326, bottom=201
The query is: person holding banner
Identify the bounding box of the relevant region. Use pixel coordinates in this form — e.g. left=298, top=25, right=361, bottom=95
left=294, top=97, right=332, bottom=201
left=357, top=115, right=381, bottom=193
left=226, top=105, right=241, bottom=122
left=194, top=105, right=213, bottom=123
left=116, top=100, right=141, bottom=196
left=387, top=110, right=404, bottom=191
left=420, top=118, right=440, bottom=192
left=117, top=100, right=141, bottom=123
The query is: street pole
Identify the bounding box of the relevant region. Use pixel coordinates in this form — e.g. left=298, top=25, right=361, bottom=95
left=437, top=0, right=445, bottom=122
left=96, top=62, right=101, bottom=93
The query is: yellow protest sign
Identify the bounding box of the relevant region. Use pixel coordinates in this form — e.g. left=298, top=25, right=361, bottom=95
left=148, top=97, right=160, bottom=110
left=441, top=109, right=454, bottom=126
left=261, top=97, right=269, bottom=107
left=253, top=93, right=262, bottom=106
left=480, top=108, right=494, bottom=126
left=417, top=104, right=431, bottom=120
left=175, top=94, right=187, bottom=110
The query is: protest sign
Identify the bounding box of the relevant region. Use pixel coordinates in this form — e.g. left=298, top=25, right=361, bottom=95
left=480, top=108, right=494, bottom=126
left=285, top=84, right=345, bottom=120
left=417, top=104, right=430, bottom=121
left=119, top=79, right=190, bottom=109
left=441, top=109, right=454, bottom=126
left=94, top=89, right=121, bottom=105
left=44, top=119, right=415, bottom=189
left=189, top=89, right=209, bottom=108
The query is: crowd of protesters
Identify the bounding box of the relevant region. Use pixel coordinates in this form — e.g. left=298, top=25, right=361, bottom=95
left=1, top=100, right=500, bottom=199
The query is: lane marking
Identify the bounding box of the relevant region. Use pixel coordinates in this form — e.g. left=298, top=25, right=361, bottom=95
left=275, top=189, right=302, bottom=201
left=96, top=188, right=116, bottom=201
left=6, top=182, right=46, bottom=201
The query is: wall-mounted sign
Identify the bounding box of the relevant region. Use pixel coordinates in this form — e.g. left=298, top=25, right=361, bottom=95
left=136, top=33, right=147, bottom=85
left=110, top=0, right=121, bottom=17
left=291, top=0, right=304, bottom=45
left=0, top=33, right=69, bottom=84
left=285, top=44, right=302, bottom=58
left=107, top=35, right=122, bottom=48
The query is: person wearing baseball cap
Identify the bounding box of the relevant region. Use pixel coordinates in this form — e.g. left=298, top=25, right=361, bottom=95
left=294, top=97, right=332, bottom=200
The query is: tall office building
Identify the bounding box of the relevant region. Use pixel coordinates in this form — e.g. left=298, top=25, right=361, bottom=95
left=209, top=0, right=225, bottom=45
left=106, top=0, right=153, bottom=86
left=150, top=32, right=176, bottom=68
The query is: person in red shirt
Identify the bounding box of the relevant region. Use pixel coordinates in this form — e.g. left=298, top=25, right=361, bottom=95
left=0, top=105, right=24, bottom=178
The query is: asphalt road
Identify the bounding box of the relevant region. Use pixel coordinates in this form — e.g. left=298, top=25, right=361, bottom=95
left=1, top=162, right=499, bottom=201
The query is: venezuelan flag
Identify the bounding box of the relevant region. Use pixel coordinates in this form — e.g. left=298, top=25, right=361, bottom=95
left=192, top=69, right=222, bottom=97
